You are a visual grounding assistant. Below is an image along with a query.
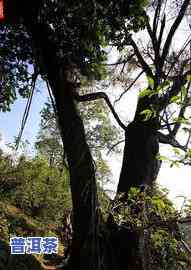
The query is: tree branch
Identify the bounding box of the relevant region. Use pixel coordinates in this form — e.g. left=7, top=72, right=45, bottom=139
left=157, top=131, right=187, bottom=151
left=153, top=0, right=162, bottom=34
left=181, top=240, right=191, bottom=256
left=161, top=0, right=190, bottom=69
left=145, top=12, right=158, bottom=56
left=160, top=109, right=173, bottom=134
left=158, top=76, right=183, bottom=110
left=166, top=67, right=191, bottom=81
left=178, top=217, right=191, bottom=224
left=129, top=37, right=154, bottom=78
left=165, top=36, right=191, bottom=79
left=158, top=14, right=166, bottom=50
left=159, top=66, right=191, bottom=110
left=104, top=54, right=135, bottom=66
left=171, top=82, right=190, bottom=137
left=114, top=70, right=144, bottom=104
left=107, top=139, right=125, bottom=155
left=73, top=92, right=127, bottom=130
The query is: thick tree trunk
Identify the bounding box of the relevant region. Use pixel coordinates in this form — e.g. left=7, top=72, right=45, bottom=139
left=117, top=119, right=160, bottom=194
left=117, top=97, right=160, bottom=194
left=50, top=77, right=99, bottom=270
left=114, top=119, right=160, bottom=270
left=115, top=96, right=161, bottom=270
left=21, top=21, right=100, bottom=269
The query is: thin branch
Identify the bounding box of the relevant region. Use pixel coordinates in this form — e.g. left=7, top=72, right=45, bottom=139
left=161, top=0, right=168, bottom=23
left=163, top=109, right=173, bottom=134
left=161, top=0, right=190, bottom=69
left=107, top=139, right=125, bottom=155
left=144, top=45, right=155, bottom=62
left=158, top=76, right=183, bottom=111
left=145, top=12, right=158, bottom=56
left=144, top=10, right=164, bottom=83
left=181, top=240, right=191, bottom=256
left=160, top=121, right=177, bottom=129
left=105, top=61, right=126, bottom=66
left=178, top=217, right=191, bottom=224
left=171, top=82, right=190, bottom=137
left=114, top=70, right=144, bottom=105
left=165, top=35, right=191, bottom=80
left=185, top=129, right=191, bottom=149
left=129, top=37, right=154, bottom=78
left=104, top=54, right=135, bottom=66
left=153, top=0, right=162, bottom=34
left=73, top=92, right=127, bottom=130
left=158, top=14, right=166, bottom=50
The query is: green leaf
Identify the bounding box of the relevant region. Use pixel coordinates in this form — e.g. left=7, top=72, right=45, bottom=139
left=139, top=88, right=157, bottom=98
left=140, top=106, right=156, bottom=121
left=170, top=95, right=180, bottom=103
left=156, top=153, right=169, bottom=161
left=170, top=160, right=180, bottom=168
left=140, top=109, right=153, bottom=121
left=147, top=76, right=154, bottom=89
left=186, top=149, right=191, bottom=158
left=139, top=88, right=152, bottom=98
left=173, top=116, right=189, bottom=124
left=173, top=147, right=180, bottom=155
left=155, top=80, right=171, bottom=95
left=186, top=74, right=191, bottom=82
left=181, top=85, right=187, bottom=99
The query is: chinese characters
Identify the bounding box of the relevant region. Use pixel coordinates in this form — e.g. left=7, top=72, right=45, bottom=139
left=10, top=237, right=58, bottom=254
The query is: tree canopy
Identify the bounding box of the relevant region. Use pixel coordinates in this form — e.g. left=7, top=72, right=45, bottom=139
left=0, top=0, right=191, bottom=270
left=0, top=0, right=147, bottom=110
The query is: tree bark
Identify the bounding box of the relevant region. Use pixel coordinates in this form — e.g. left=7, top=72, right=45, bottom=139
left=117, top=96, right=160, bottom=194
left=22, top=20, right=100, bottom=270
left=115, top=96, right=161, bottom=270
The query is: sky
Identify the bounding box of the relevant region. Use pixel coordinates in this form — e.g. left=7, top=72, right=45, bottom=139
left=0, top=2, right=191, bottom=209
left=0, top=79, right=48, bottom=154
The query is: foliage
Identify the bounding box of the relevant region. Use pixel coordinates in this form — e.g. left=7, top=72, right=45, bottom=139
left=0, top=148, right=69, bottom=269
left=111, top=186, right=191, bottom=269
left=0, top=150, right=71, bottom=225
left=36, top=98, right=121, bottom=188
left=35, top=101, right=64, bottom=168
left=0, top=203, right=9, bottom=242
left=0, top=0, right=148, bottom=111
left=79, top=95, right=122, bottom=157
left=13, top=156, right=71, bottom=224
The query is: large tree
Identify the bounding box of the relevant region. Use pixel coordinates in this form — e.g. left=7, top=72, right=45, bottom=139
left=114, top=0, right=191, bottom=192
left=108, top=1, right=191, bottom=267
left=1, top=1, right=147, bottom=269
left=0, top=0, right=191, bottom=269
